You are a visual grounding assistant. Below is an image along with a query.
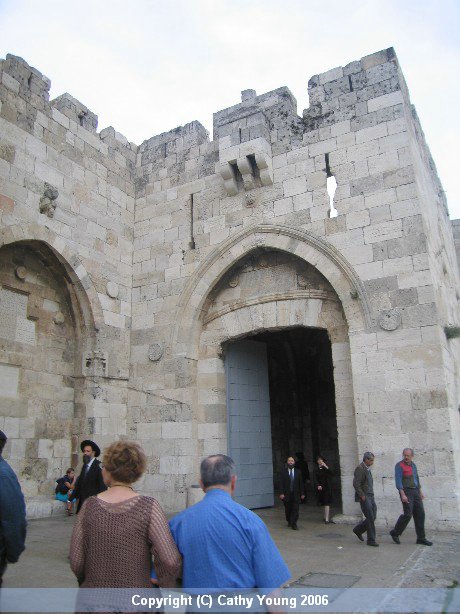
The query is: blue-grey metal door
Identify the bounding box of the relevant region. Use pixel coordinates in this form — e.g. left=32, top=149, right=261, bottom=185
left=225, top=339, right=274, bottom=508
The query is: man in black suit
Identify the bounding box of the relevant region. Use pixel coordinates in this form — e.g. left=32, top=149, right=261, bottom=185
left=73, top=439, right=106, bottom=513
left=279, top=455, right=305, bottom=530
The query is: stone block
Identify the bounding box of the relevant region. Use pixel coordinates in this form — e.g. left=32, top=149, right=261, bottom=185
left=346, top=210, right=370, bottom=230
left=38, top=439, right=54, bottom=459
left=355, top=123, right=388, bottom=144
left=319, top=66, right=344, bottom=85
left=283, top=177, right=307, bottom=197
left=0, top=364, right=20, bottom=398
left=367, top=90, right=404, bottom=112
left=364, top=220, right=402, bottom=244
left=162, top=422, right=192, bottom=439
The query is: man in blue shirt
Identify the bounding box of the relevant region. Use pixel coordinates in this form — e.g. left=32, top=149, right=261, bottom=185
left=169, top=454, right=291, bottom=592
left=0, top=430, right=27, bottom=587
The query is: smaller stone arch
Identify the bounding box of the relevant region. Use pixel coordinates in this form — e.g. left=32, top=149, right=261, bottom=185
left=0, top=223, right=103, bottom=329
left=172, top=224, right=373, bottom=360
left=0, top=225, right=106, bottom=508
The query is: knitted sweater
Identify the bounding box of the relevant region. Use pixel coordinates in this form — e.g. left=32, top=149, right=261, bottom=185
left=69, top=495, right=181, bottom=588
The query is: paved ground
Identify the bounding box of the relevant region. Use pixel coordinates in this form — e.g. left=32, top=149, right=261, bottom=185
left=3, top=503, right=459, bottom=591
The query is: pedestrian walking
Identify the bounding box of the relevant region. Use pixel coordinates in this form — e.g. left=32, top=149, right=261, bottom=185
left=70, top=441, right=181, bottom=589
left=72, top=439, right=106, bottom=513
left=389, top=448, right=432, bottom=546
left=280, top=456, right=305, bottom=529
left=352, top=452, right=379, bottom=547
left=314, top=455, right=334, bottom=524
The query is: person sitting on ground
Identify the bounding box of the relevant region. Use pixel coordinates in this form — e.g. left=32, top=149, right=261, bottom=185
left=69, top=441, right=181, bottom=589
left=55, top=468, right=75, bottom=516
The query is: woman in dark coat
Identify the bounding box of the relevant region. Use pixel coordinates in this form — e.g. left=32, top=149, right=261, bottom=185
left=315, top=455, right=334, bottom=524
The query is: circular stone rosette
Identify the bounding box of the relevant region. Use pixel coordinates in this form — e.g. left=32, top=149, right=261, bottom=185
left=378, top=309, right=401, bottom=331
left=148, top=343, right=164, bottom=362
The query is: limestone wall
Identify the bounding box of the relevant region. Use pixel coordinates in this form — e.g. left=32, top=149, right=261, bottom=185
left=0, top=48, right=459, bottom=527
left=0, top=54, right=134, bottom=505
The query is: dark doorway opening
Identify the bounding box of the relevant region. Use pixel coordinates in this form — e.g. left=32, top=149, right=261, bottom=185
left=250, top=326, right=342, bottom=509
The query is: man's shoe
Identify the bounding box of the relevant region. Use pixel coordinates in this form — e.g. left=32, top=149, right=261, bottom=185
left=416, top=538, right=433, bottom=546
left=292, top=524, right=298, bottom=530
left=367, top=541, right=379, bottom=547
left=353, top=528, right=364, bottom=542
left=390, top=530, right=400, bottom=544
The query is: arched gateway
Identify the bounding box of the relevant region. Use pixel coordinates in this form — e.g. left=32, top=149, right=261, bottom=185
left=173, top=225, right=369, bottom=516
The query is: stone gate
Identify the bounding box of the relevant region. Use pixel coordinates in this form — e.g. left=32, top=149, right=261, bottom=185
left=0, top=47, right=459, bottom=528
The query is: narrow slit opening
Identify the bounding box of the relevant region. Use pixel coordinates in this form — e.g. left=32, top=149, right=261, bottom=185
left=189, top=193, right=195, bottom=250
left=325, top=154, right=338, bottom=218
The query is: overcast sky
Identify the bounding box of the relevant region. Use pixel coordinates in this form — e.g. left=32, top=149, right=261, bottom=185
left=1, top=0, right=459, bottom=218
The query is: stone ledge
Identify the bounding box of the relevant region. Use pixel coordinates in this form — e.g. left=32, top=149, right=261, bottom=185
left=26, top=497, right=67, bottom=520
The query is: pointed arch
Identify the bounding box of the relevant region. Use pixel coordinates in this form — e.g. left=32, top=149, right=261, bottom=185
left=0, top=223, right=103, bottom=329
left=172, top=224, right=373, bottom=359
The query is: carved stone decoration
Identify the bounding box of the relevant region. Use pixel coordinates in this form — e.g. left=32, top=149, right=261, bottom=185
left=53, top=311, right=65, bottom=325
left=350, top=289, right=359, bottom=300
left=83, top=350, right=108, bottom=377
left=378, top=309, right=402, bottom=331
left=244, top=193, right=257, bottom=208
left=39, top=182, right=59, bottom=218
left=228, top=274, right=239, bottom=288
left=297, top=274, right=308, bottom=289
left=258, top=255, right=270, bottom=268
left=106, top=281, right=119, bottom=298
left=148, top=343, right=163, bottom=362
left=15, top=266, right=27, bottom=280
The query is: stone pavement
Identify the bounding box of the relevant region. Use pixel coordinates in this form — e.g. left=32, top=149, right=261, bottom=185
left=3, top=504, right=459, bottom=590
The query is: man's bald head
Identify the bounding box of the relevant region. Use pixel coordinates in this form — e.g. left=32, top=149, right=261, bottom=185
left=200, top=454, right=236, bottom=489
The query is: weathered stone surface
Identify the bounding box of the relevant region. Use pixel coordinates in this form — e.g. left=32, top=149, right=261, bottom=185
left=0, top=48, right=459, bottom=528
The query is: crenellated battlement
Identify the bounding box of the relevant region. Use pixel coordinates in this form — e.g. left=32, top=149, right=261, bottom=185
left=51, top=92, right=99, bottom=133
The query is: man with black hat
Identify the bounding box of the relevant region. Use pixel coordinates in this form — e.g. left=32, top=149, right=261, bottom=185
left=73, top=439, right=107, bottom=513
left=0, top=431, right=27, bottom=586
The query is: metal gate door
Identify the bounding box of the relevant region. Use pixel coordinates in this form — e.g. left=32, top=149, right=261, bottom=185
left=225, top=339, right=274, bottom=508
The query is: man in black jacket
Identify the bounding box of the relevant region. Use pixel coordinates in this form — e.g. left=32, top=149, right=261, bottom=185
left=352, top=452, right=378, bottom=547
left=279, top=456, right=305, bottom=529
left=73, top=439, right=107, bottom=513
left=0, top=430, right=26, bottom=587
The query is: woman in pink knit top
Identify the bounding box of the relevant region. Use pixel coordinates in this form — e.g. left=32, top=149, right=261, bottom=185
left=70, top=441, right=181, bottom=588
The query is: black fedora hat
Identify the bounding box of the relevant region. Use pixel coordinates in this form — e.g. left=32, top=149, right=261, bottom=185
left=80, top=439, right=101, bottom=457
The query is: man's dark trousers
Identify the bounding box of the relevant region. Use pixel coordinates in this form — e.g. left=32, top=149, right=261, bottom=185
left=393, top=488, right=426, bottom=539
left=280, top=467, right=304, bottom=527
left=284, top=496, right=299, bottom=527
left=354, top=495, right=377, bottom=543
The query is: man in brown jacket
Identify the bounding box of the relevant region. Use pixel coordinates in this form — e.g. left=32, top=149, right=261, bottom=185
left=352, top=452, right=378, bottom=547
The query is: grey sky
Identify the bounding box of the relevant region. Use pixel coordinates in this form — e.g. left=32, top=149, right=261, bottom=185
left=1, top=0, right=459, bottom=217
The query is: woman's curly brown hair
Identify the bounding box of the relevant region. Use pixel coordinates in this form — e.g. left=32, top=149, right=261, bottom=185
left=103, top=441, right=146, bottom=484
